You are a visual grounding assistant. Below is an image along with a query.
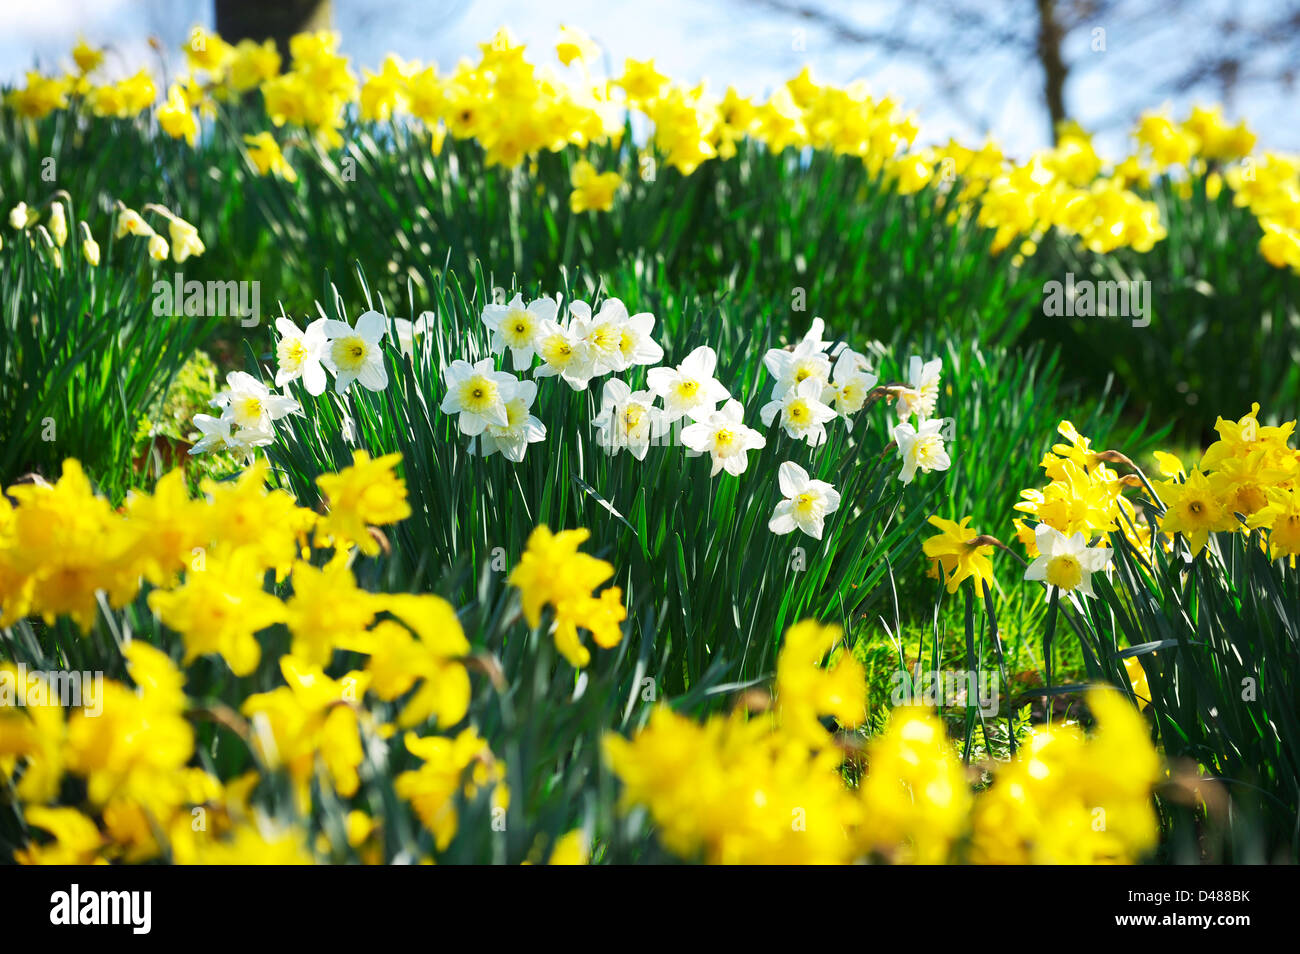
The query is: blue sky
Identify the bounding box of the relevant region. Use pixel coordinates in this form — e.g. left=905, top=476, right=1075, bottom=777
left=1, top=0, right=1294, bottom=161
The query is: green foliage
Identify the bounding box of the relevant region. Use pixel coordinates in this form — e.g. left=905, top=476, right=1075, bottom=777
left=0, top=214, right=210, bottom=496
left=1054, top=522, right=1300, bottom=862
left=264, top=264, right=935, bottom=691
left=1029, top=179, right=1300, bottom=439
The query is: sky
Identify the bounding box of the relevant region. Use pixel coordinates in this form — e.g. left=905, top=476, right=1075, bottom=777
left=0, top=0, right=1295, bottom=161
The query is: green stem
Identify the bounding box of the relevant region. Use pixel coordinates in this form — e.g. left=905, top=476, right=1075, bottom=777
left=1043, top=586, right=1061, bottom=695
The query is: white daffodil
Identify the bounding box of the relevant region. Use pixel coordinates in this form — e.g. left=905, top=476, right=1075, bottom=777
left=211, top=371, right=300, bottom=432
left=476, top=378, right=546, bottom=462
left=569, top=300, right=626, bottom=377
left=768, top=461, right=841, bottom=539
left=681, top=399, right=766, bottom=476
left=593, top=378, right=663, bottom=460
left=322, top=310, right=389, bottom=393
left=189, top=413, right=234, bottom=455
left=763, top=340, right=832, bottom=400
left=760, top=376, right=838, bottom=446
left=800, top=317, right=833, bottom=351
left=440, top=358, right=518, bottom=436
left=228, top=420, right=276, bottom=452
left=392, top=311, right=435, bottom=358
left=829, top=349, right=879, bottom=427
left=895, top=355, right=942, bottom=421
left=647, top=345, right=731, bottom=423
left=1024, top=524, right=1112, bottom=604
left=533, top=318, right=596, bottom=390
left=274, top=316, right=328, bottom=395
left=763, top=318, right=835, bottom=398
left=790, top=316, right=833, bottom=354
left=8, top=202, right=34, bottom=230
left=830, top=346, right=874, bottom=384
left=893, top=418, right=951, bottom=484
left=608, top=300, right=664, bottom=370
left=482, top=294, right=557, bottom=370
left=572, top=298, right=664, bottom=373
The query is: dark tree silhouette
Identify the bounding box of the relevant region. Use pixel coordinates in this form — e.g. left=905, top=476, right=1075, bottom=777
left=742, top=0, right=1300, bottom=147
left=214, top=0, right=334, bottom=60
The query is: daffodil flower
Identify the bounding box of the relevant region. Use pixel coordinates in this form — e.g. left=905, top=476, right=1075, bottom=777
left=593, top=378, right=663, bottom=460
left=894, top=418, right=951, bottom=484
left=212, top=370, right=301, bottom=432
left=569, top=300, right=627, bottom=376
left=476, top=379, right=546, bottom=462
left=769, top=462, right=841, bottom=539
left=895, top=355, right=942, bottom=421
left=760, top=376, right=838, bottom=446
left=78, top=222, right=100, bottom=266
left=556, top=25, right=599, bottom=66
left=647, top=345, right=730, bottom=423
left=922, top=515, right=995, bottom=594
left=244, top=131, right=299, bottom=182
left=829, top=349, right=878, bottom=424
left=440, top=358, right=518, bottom=435
left=607, top=300, right=665, bottom=370
left=573, top=297, right=664, bottom=375
left=1024, top=523, right=1112, bottom=604
left=569, top=159, right=621, bottom=214
left=8, top=202, right=35, bottom=230
left=681, top=399, right=766, bottom=476
left=115, top=206, right=153, bottom=239
left=189, top=413, right=234, bottom=455
left=47, top=202, right=67, bottom=247
left=533, top=318, right=596, bottom=390
left=322, top=310, right=389, bottom=394
left=167, top=216, right=205, bottom=263
left=275, top=316, right=329, bottom=395
left=391, top=311, right=434, bottom=358
left=763, top=335, right=833, bottom=399
left=481, top=294, right=557, bottom=370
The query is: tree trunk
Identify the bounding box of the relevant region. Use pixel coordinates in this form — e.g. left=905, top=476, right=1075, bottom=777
left=1034, top=0, right=1069, bottom=144
left=214, top=0, right=334, bottom=61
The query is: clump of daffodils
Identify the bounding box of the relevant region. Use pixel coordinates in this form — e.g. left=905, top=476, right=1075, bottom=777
left=1013, top=407, right=1300, bottom=570
left=0, top=452, right=508, bottom=864
left=15, top=30, right=1280, bottom=266
left=884, top=354, right=951, bottom=485
left=507, top=525, right=626, bottom=668
left=5, top=193, right=102, bottom=268
left=191, top=370, right=301, bottom=458
left=1156, top=403, right=1300, bottom=560
left=969, top=690, right=1162, bottom=864
left=112, top=202, right=206, bottom=264
left=192, top=309, right=417, bottom=458
left=605, top=620, right=1163, bottom=865
left=760, top=318, right=877, bottom=448
left=1013, top=419, right=1150, bottom=563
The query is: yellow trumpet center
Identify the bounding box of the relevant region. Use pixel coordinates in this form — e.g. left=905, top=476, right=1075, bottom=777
left=331, top=335, right=369, bottom=372
left=1045, top=554, right=1083, bottom=591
